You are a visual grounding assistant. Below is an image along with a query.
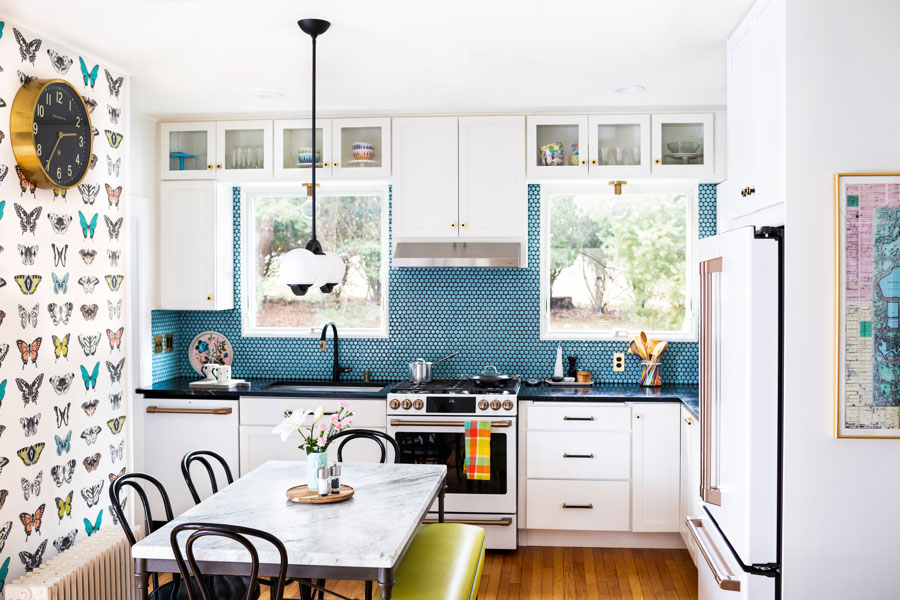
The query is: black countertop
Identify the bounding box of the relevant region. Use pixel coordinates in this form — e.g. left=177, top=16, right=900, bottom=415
left=137, top=378, right=699, bottom=417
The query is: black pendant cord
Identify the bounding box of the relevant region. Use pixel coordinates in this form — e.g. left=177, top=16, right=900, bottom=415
left=310, top=31, right=317, bottom=244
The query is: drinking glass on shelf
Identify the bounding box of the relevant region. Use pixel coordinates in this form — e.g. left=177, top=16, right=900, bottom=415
left=632, top=146, right=640, bottom=165
left=232, top=147, right=243, bottom=170
left=600, top=147, right=609, bottom=166
left=614, top=147, right=624, bottom=165
left=255, top=147, right=264, bottom=168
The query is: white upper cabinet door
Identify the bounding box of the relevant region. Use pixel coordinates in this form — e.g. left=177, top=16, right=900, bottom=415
left=216, top=120, right=273, bottom=179
left=588, top=114, right=651, bottom=177
left=160, top=121, right=216, bottom=180
left=727, top=18, right=758, bottom=220
left=651, top=113, right=715, bottom=178
left=331, top=117, right=391, bottom=178
left=752, top=0, right=786, bottom=214
left=273, top=118, right=333, bottom=181
left=526, top=115, right=589, bottom=178
left=392, top=117, right=459, bottom=238
left=458, top=116, right=526, bottom=238
left=632, top=403, right=681, bottom=532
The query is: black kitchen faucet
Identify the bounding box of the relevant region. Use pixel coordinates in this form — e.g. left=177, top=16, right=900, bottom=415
left=320, top=322, right=352, bottom=381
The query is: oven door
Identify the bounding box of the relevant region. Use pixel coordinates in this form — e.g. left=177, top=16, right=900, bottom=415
left=387, top=416, right=517, bottom=515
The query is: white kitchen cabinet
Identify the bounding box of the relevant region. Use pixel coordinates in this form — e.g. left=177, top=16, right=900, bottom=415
left=526, top=115, right=588, bottom=178
left=631, top=403, right=681, bottom=532
left=458, top=116, right=526, bottom=238
left=140, top=396, right=240, bottom=517
left=651, top=113, right=715, bottom=178
left=527, top=431, right=630, bottom=480
left=588, top=114, right=651, bottom=177
left=159, top=181, right=234, bottom=310
left=216, top=120, right=273, bottom=179
left=331, top=117, right=391, bottom=178
left=160, top=121, right=216, bottom=180
left=726, top=0, right=786, bottom=222
left=680, top=406, right=701, bottom=565
left=526, top=480, right=630, bottom=531
left=273, top=118, right=333, bottom=180
left=392, top=117, right=459, bottom=238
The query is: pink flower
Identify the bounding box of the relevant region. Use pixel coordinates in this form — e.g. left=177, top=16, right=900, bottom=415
left=335, top=422, right=344, bottom=431
left=319, top=423, right=327, bottom=431
left=345, top=419, right=353, bottom=428
left=340, top=401, right=350, bottom=409
left=316, top=436, right=327, bottom=447
left=330, top=414, right=340, bottom=425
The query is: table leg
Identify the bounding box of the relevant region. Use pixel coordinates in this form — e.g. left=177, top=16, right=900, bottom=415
left=378, top=568, right=395, bottom=599
left=438, top=483, right=446, bottom=523
left=134, top=558, right=149, bottom=600
left=365, top=580, right=373, bottom=600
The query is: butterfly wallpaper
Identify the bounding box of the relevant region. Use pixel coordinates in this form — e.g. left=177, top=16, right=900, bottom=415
left=0, top=20, right=128, bottom=589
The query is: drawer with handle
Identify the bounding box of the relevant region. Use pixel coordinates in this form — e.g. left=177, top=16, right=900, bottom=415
left=526, top=479, right=630, bottom=531
left=528, top=403, right=629, bottom=431
left=527, top=431, right=630, bottom=479
left=239, top=396, right=386, bottom=427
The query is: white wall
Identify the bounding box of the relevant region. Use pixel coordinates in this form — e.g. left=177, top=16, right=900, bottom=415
left=783, top=0, right=900, bottom=597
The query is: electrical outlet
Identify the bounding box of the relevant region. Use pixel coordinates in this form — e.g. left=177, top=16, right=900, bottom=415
left=164, top=333, right=175, bottom=353
left=613, top=353, right=625, bottom=372
left=153, top=335, right=163, bottom=354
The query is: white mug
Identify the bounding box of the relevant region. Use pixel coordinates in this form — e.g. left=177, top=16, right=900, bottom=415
left=202, top=364, right=217, bottom=381
left=212, top=365, right=231, bottom=384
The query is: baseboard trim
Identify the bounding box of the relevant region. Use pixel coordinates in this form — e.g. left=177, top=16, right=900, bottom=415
left=518, top=529, right=686, bottom=549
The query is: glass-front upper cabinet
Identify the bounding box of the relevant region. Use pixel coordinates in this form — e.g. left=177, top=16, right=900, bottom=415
left=526, top=116, right=588, bottom=178
left=160, top=122, right=216, bottom=180
left=331, top=118, right=391, bottom=178
left=216, top=120, right=273, bottom=179
left=273, top=119, right=333, bottom=180
left=651, top=113, right=714, bottom=178
left=588, top=114, right=651, bottom=177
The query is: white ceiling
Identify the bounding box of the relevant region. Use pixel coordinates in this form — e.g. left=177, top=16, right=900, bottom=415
left=3, top=0, right=754, bottom=118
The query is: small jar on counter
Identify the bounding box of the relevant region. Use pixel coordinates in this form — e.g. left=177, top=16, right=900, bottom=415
left=330, top=462, right=342, bottom=493
left=317, top=465, right=330, bottom=496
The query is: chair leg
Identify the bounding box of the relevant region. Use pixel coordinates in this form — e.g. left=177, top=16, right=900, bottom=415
left=316, top=579, right=325, bottom=599
left=365, top=580, right=373, bottom=600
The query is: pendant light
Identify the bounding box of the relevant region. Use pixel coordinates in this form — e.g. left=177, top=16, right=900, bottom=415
left=281, top=18, right=346, bottom=296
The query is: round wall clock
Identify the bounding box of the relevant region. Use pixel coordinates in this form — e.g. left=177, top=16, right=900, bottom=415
left=9, top=78, right=93, bottom=189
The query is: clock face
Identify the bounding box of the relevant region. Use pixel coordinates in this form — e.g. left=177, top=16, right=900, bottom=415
left=32, top=81, right=92, bottom=187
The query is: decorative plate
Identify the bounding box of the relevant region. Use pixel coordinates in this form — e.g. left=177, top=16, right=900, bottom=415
left=188, top=330, right=234, bottom=375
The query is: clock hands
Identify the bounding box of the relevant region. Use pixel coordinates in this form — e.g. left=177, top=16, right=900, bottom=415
left=44, top=131, right=77, bottom=171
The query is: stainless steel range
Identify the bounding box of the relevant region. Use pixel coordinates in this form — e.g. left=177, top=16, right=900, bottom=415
left=387, top=378, right=519, bottom=549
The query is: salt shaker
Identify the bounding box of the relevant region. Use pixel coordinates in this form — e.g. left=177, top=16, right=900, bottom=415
left=330, top=462, right=341, bottom=493
left=317, top=465, right=330, bottom=497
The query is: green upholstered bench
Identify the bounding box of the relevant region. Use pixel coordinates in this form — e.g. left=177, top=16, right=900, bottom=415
left=392, top=524, right=486, bottom=600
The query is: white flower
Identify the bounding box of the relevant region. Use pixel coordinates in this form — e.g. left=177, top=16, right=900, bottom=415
left=311, top=405, right=325, bottom=424
left=272, top=409, right=312, bottom=442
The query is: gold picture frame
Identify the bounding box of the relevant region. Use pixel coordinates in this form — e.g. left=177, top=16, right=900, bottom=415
left=834, top=172, right=900, bottom=438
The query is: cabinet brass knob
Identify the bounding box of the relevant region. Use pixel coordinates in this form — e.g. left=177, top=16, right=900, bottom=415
left=685, top=417, right=694, bottom=425
left=581, top=159, right=587, bottom=165
left=591, top=159, right=597, bottom=165
left=216, top=164, right=222, bottom=169
left=450, top=223, right=456, bottom=228
left=206, top=295, right=213, bottom=301
left=654, top=158, right=661, bottom=164
left=460, top=222, right=466, bottom=228
left=334, top=162, right=339, bottom=167
left=748, top=187, right=755, bottom=195
left=635, top=414, right=642, bottom=420
left=324, top=162, right=329, bottom=167
left=207, top=164, right=213, bottom=170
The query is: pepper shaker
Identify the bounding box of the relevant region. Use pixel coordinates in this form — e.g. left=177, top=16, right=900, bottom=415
left=317, top=465, right=330, bottom=497
left=567, top=356, right=577, bottom=378
left=330, top=462, right=342, bottom=493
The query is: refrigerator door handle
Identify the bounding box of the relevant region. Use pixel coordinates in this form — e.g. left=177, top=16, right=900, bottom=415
left=686, top=517, right=741, bottom=592
left=700, top=256, right=723, bottom=506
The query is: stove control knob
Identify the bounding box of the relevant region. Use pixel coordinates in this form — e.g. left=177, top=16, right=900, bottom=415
left=413, top=399, right=424, bottom=410
left=401, top=399, right=412, bottom=410
left=389, top=399, right=400, bottom=410
left=502, top=399, right=514, bottom=411
left=490, top=399, right=502, bottom=410
left=478, top=399, right=490, bottom=411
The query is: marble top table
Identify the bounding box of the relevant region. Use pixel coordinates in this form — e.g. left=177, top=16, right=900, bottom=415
left=131, top=460, right=447, bottom=599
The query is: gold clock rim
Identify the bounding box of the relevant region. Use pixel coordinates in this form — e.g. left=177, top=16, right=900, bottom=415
left=10, top=77, right=94, bottom=190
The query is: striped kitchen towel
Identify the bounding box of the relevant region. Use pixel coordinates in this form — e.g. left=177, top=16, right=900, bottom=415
left=464, top=420, right=491, bottom=480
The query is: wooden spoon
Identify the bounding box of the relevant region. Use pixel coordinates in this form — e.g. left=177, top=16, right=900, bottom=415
left=640, top=332, right=650, bottom=360
left=651, top=340, right=668, bottom=362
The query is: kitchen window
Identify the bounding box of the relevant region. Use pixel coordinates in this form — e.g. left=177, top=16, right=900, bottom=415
left=241, top=184, right=389, bottom=337
left=541, top=182, right=696, bottom=341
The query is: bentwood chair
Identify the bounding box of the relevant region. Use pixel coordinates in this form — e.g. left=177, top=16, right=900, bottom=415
left=110, top=473, right=258, bottom=600
left=181, top=450, right=235, bottom=505
left=170, top=523, right=288, bottom=600
left=324, top=429, right=401, bottom=464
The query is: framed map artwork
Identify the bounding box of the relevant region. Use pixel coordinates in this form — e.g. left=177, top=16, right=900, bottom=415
left=835, top=173, right=900, bottom=438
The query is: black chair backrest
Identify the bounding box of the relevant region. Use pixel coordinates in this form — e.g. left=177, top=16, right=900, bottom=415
left=181, top=450, right=235, bottom=505
left=171, top=523, right=288, bottom=600
left=109, top=472, right=176, bottom=592
left=325, top=429, right=400, bottom=464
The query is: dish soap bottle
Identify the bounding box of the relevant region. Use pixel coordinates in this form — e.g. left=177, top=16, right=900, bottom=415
left=553, top=344, right=564, bottom=380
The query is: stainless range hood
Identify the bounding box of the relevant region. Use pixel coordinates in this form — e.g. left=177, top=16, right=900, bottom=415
left=393, top=241, right=524, bottom=268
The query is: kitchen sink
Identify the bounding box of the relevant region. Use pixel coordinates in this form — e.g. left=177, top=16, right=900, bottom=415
left=263, top=382, right=386, bottom=394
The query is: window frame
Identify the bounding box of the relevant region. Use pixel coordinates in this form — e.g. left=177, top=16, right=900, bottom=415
left=240, top=182, right=390, bottom=338
left=539, top=180, right=699, bottom=342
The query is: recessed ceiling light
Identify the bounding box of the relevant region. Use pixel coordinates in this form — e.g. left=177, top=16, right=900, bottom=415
left=610, top=85, right=646, bottom=94
left=250, top=90, right=286, bottom=101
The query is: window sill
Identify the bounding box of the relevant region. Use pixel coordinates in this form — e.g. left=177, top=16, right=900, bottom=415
left=540, top=330, right=698, bottom=343
left=241, top=326, right=389, bottom=339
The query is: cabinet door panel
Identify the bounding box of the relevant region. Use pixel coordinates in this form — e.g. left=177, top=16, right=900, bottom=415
left=331, top=117, right=391, bottom=178
left=458, top=116, right=526, bottom=238
left=632, top=403, right=681, bottom=532
left=526, top=480, right=629, bottom=531
left=216, top=120, right=273, bottom=179
left=160, top=121, right=216, bottom=180
left=273, top=118, right=333, bottom=180
left=754, top=0, right=786, bottom=213
left=160, top=181, right=217, bottom=309
left=393, top=117, right=459, bottom=238
left=727, top=21, right=758, bottom=220
left=527, top=431, right=630, bottom=480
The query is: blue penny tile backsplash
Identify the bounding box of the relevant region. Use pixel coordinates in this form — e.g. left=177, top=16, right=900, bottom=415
left=151, top=184, right=716, bottom=384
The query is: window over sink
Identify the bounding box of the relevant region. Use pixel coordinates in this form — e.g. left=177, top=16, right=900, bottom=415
left=541, top=182, right=697, bottom=341
left=241, top=183, right=389, bottom=337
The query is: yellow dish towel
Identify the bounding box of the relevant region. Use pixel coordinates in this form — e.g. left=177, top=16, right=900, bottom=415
left=464, top=420, right=491, bottom=480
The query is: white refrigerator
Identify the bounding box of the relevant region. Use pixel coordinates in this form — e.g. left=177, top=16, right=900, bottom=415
left=691, top=226, right=782, bottom=599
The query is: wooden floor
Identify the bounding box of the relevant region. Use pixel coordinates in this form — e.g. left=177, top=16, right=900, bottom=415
left=159, top=546, right=698, bottom=599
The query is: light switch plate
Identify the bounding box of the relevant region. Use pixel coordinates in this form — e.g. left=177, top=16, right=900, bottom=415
left=153, top=335, right=163, bottom=354
left=165, top=333, right=175, bottom=353
left=613, top=353, right=625, bottom=372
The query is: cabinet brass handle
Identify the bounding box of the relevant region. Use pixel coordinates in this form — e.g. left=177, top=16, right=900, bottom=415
left=562, top=503, right=593, bottom=509
left=562, top=453, right=594, bottom=459
left=748, top=187, right=755, bottom=195
left=563, top=416, right=594, bottom=421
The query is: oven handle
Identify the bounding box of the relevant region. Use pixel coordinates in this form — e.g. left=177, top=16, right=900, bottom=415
left=389, top=419, right=513, bottom=428
left=422, top=517, right=513, bottom=527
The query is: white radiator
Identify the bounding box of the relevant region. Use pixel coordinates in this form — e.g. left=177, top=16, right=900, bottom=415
left=6, top=526, right=144, bottom=600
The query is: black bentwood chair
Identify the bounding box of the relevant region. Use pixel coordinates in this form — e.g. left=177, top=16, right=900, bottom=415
left=170, top=523, right=288, bottom=600
left=181, top=450, right=235, bottom=505
left=109, top=473, right=258, bottom=600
